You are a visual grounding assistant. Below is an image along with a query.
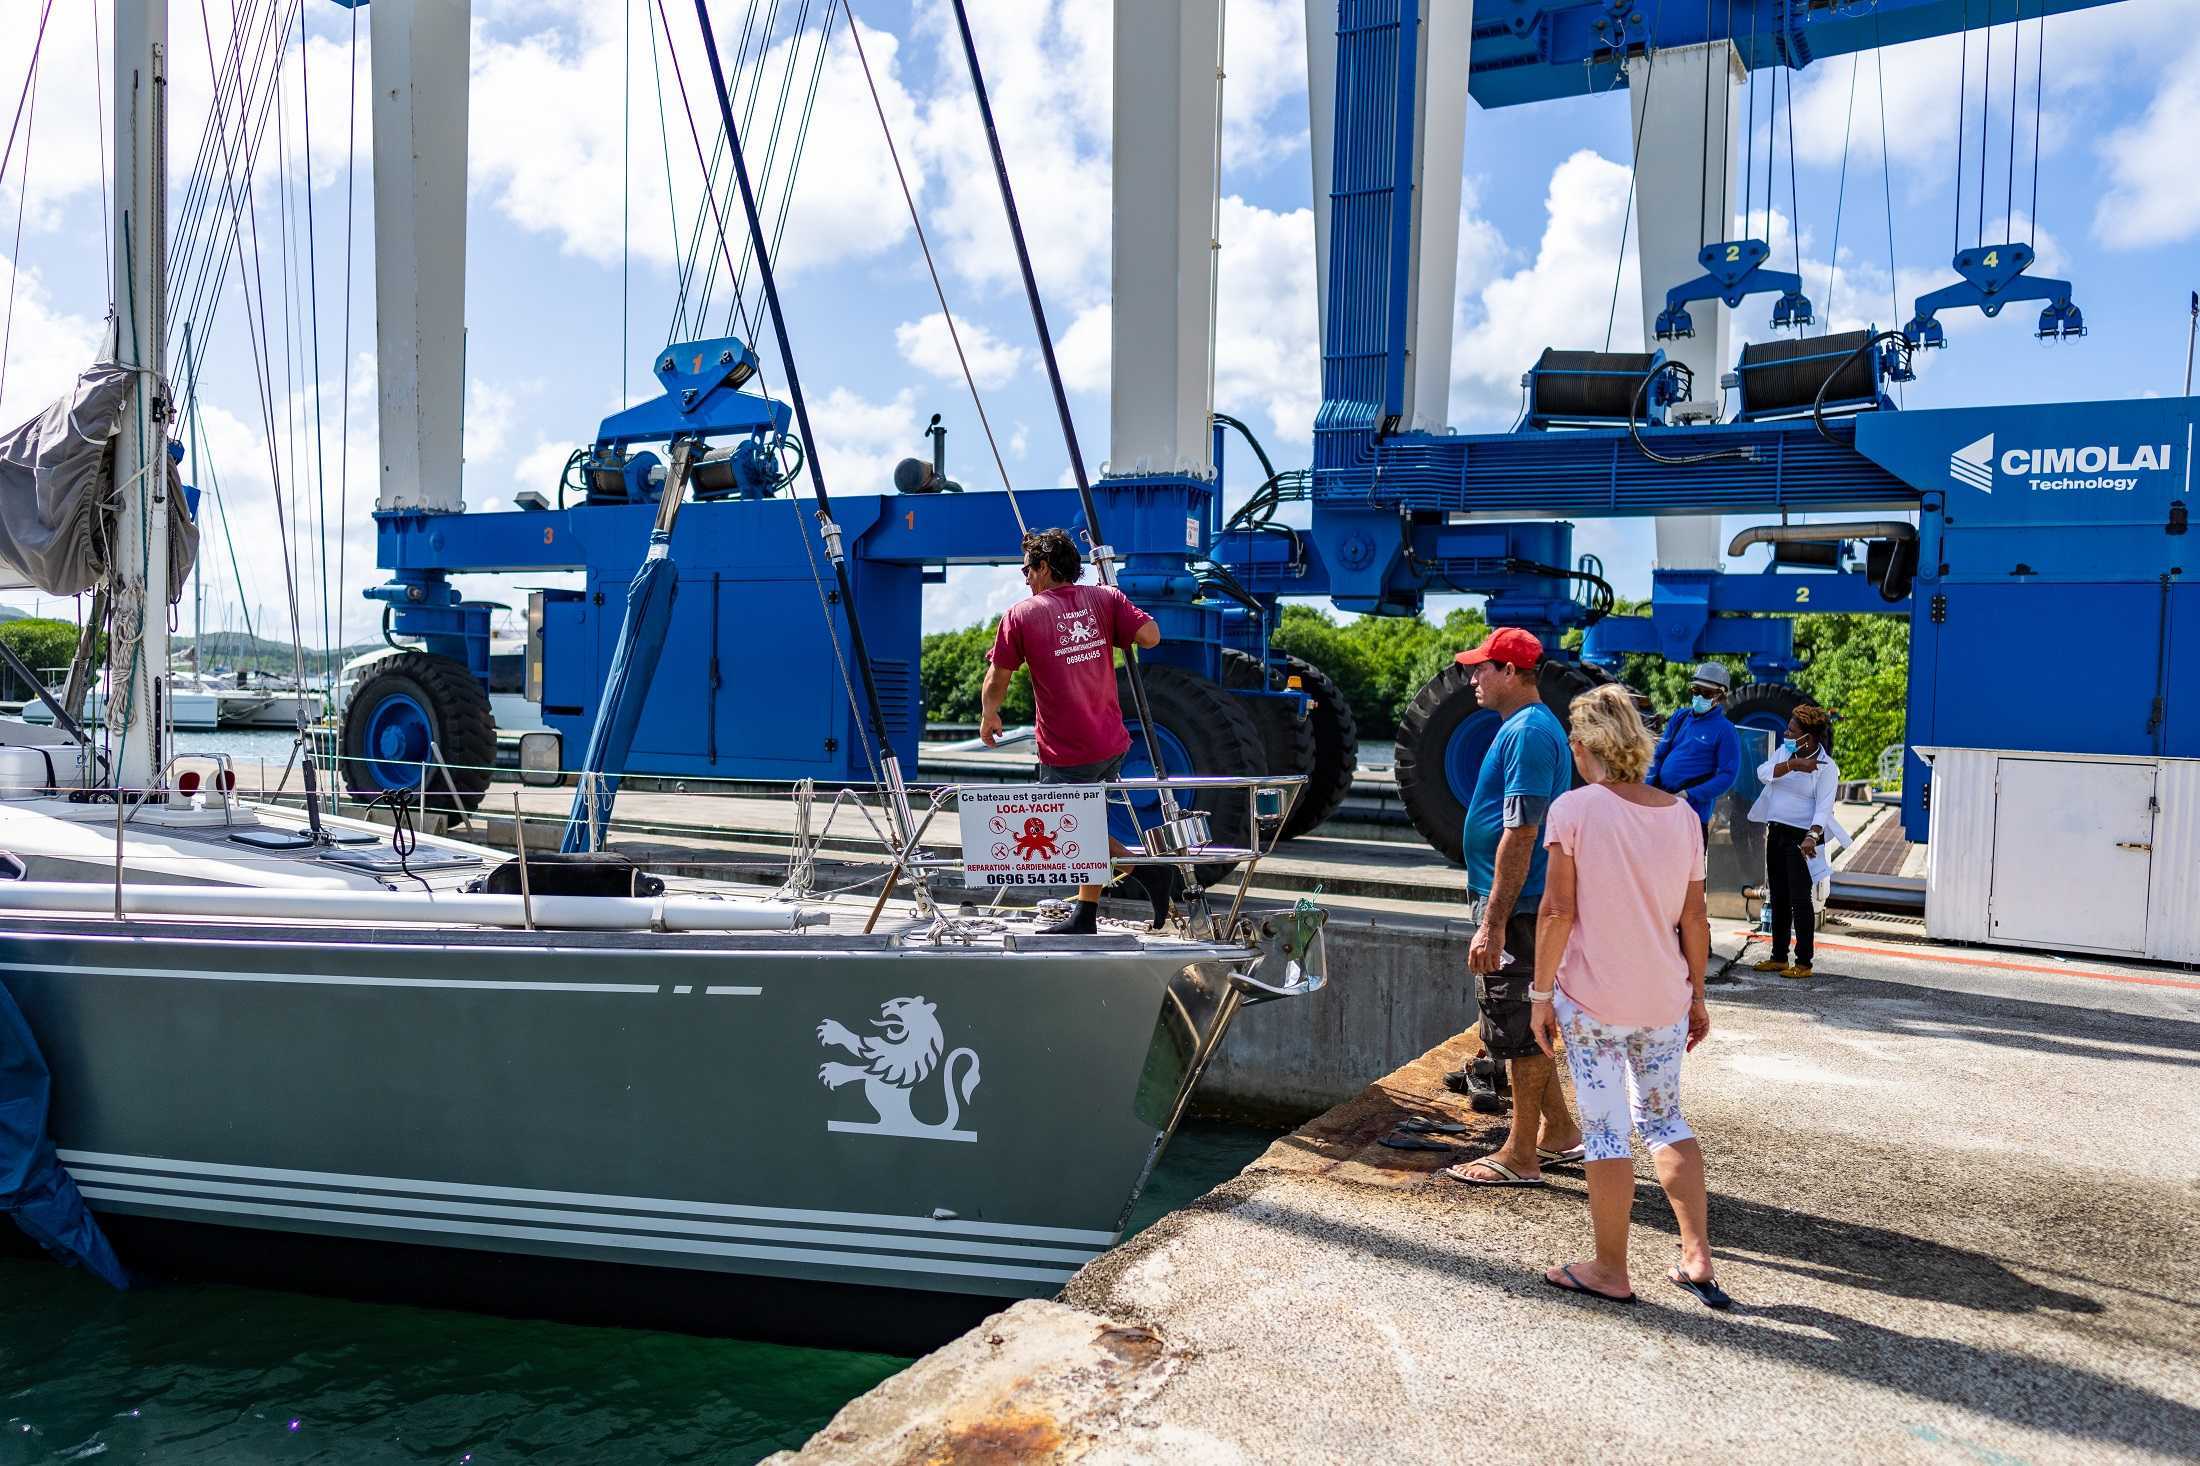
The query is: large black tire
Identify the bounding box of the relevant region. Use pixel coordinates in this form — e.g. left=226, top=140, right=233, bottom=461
left=1393, top=663, right=1488, bottom=867
left=1117, top=663, right=1264, bottom=886
left=1221, top=649, right=1318, bottom=781
left=1394, top=659, right=1601, bottom=866
left=340, top=651, right=496, bottom=815
left=1276, top=652, right=1358, bottom=839
left=1728, top=681, right=1811, bottom=741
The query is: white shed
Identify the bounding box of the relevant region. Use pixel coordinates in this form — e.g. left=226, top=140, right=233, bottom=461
left=1916, top=747, right=2200, bottom=963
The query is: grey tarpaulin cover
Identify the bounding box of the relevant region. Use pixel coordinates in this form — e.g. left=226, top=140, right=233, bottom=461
left=0, top=361, right=198, bottom=598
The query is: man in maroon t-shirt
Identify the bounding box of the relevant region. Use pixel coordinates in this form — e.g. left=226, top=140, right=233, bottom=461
left=980, top=528, right=1161, bottom=934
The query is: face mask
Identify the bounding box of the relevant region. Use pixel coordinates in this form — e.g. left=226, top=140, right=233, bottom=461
left=1779, top=739, right=1797, bottom=758
left=1690, top=695, right=1715, bottom=715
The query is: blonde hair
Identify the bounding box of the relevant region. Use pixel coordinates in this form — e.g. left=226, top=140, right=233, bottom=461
left=1567, top=683, right=1654, bottom=784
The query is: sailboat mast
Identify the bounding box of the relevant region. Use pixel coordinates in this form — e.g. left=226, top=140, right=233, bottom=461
left=110, top=0, right=171, bottom=793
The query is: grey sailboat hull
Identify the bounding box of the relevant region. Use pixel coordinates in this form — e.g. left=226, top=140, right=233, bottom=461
left=0, top=917, right=1246, bottom=1316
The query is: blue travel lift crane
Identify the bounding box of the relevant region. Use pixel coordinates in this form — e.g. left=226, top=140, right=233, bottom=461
left=338, top=0, right=2188, bottom=877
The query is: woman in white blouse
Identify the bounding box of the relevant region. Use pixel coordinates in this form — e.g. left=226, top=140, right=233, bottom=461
left=1746, top=704, right=1837, bottom=978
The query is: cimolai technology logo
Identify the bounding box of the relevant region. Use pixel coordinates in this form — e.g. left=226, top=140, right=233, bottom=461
left=816, top=996, right=982, bottom=1142
left=1950, top=431, right=2176, bottom=494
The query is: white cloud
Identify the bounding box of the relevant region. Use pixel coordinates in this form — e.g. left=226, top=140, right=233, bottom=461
left=0, top=254, right=108, bottom=423
left=894, top=311, right=1025, bottom=388
left=1053, top=303, right=1111, bottom=394
left=806, top=384, right=929, bottom=494
left=1212, top=196, right=1320, bottom=447
left=923, top=564, right=1022, bottom=633
left=1451, top=150, right=1638, bottom=427
left=469, top=5, right=921, bottom=275
left=906, top=0, right=1114, bottom=308
left=2093, top=34, right=2200, bottom=248
left=1220, top=0, right=1311, bottom=171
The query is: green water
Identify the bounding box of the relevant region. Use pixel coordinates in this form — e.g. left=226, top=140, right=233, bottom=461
left=0, top=1121, right=1278, bottom=1465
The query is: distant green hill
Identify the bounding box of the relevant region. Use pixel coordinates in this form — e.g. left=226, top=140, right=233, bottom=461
left=180, top=632, right=386, bottom=673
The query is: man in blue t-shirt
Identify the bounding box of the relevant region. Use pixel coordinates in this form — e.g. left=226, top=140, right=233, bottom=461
left=1443, top=627, right=1583, bottom=1190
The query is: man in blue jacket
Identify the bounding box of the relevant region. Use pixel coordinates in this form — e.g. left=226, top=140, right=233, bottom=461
left=1648, top=662, right=1743, bottom=838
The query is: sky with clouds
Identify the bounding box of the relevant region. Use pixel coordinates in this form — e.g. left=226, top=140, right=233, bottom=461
left=3, top=0, right=2198, bottom=651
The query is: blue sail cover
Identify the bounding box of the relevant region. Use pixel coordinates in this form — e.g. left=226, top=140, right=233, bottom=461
left=562, top=536, right=680, bottom=852
left=0, top=983, right=129, bottom=1289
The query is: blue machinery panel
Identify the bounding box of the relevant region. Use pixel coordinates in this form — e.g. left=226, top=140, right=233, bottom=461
left=1463, top=0, right=2121, bottom=111
left=359, top=0, right=2189, bottom=856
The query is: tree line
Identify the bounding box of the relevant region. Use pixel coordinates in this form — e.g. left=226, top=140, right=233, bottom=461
left=919, top=602, right=1908, bottom=779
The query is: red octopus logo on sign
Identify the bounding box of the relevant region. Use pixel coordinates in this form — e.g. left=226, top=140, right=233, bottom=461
left=959, top=785, right=1112, bottom=888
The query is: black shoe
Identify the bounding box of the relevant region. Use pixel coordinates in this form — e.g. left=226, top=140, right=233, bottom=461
left=1130, top=864, right=1183, bottom=927
left=1036, top=899, right=1099, bottom=936
left=1442, top=1054, right=1507, bottom=1096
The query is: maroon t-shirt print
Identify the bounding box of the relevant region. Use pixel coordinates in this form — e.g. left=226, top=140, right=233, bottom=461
left=989, top=583, right=1154, bottom=767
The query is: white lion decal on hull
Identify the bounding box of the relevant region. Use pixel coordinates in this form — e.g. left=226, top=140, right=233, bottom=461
left=816, top=996, right=981, bottom=1142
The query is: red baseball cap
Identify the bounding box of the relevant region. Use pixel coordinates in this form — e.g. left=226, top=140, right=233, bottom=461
left=1454, top=626, right=1544, bottom=669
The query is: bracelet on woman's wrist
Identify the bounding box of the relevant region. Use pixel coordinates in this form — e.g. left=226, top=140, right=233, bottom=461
left=1530, top=987, right=1556, bottom=1003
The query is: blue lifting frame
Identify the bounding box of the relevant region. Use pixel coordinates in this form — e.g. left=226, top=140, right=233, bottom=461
left=1655, top=238, right=1814, bottom=341
left=1904, top=242, right=2086, bottom=347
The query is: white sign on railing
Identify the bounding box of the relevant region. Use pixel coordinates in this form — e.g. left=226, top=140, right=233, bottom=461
left=958, top=785, right=1111, bottom=888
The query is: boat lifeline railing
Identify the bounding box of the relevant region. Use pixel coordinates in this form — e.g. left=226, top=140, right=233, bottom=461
left=203, top=755, right=1313, bottom=931
left=901, top=773, right=1312, bottom=940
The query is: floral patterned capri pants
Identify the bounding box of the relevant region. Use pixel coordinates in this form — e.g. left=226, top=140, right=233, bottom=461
left=1553, top=991, right=1695, bottom=1163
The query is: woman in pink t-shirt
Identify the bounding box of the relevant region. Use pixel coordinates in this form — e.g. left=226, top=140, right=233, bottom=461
left=1526, top=685, right=1728, bottom=1310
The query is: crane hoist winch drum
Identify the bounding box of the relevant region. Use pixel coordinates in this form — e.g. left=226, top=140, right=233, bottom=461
left=1732, top=329, right=1885, bottom=420
left=1522, top=350, right=1684, bottom=428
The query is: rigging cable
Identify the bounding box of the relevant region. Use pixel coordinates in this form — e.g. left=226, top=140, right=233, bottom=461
left=1719, top=0, right=1734, bottom=233
left=743, top=1, right=835, bottom=334
left=335, top=0, right=358, bottom=666
left=1954, top=0, right=1968, bottom=254
left=1602, top=1, right=1660, bottom=354
left=944, top=0, right=1180, bottom=829
left=623, top=0, right=631, bottom=405
left=688, top=0, right=779, bottom=337
left=655, top=0, right=885, bottom=792
left=1876, top=18, right=1903, bottom=408
left=1782, top=49, right=1801, bottom=325
left=1824, top=52, right=1858, bottom=333
left=210, top=0, right=331, bottom=833
left=1977, top=5, right=1991, bottom=246
left=645, top=0, right=684, bottom=271
left=0, top=0, right=54, bottom=193
left=689, top=0, right=912, bottom=832
left=1742, top=0, right=1757, bottom=233
left=94, top=2, right=110, bottom=285
left=2029, top=10, right=2043, bottom=248
left=297, top=3, right=335, bottom=687
left=840, top=0, right=1024, bottom=531
left=727, top=0, right=816, bottom=314
left=0, top=33, right=39, bottom=413
left=1696, top=0, right=1711, bottom=253
left=2006, top=0, right=2020, bottom=244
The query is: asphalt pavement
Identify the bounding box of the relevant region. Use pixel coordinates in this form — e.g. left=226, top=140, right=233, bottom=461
left=776, top=925, right=2200, bottom=1465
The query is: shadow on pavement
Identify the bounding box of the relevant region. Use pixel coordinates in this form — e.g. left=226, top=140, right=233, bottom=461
left=1205, top=1190, right=2196, bottom=1457
left=1626, top=1189, right=2101, bottom=1316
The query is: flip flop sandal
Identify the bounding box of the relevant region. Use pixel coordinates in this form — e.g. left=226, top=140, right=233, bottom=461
left=1397, top=1116, right=1468, bottom=1135
left=1537, top=1145, right=1587, bottom=1168
left=1379, top=1134, right=1464, bottom=1152
left=1440, top=1158, right=1544, bottom=1188
left=1544, top=1264, right=1635, bottom=1304
left=1670, top=1269, right=1734, bottom=1311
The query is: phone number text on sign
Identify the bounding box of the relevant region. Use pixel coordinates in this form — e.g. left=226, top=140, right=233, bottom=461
left=958, top=785, right=1113, bottom=888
